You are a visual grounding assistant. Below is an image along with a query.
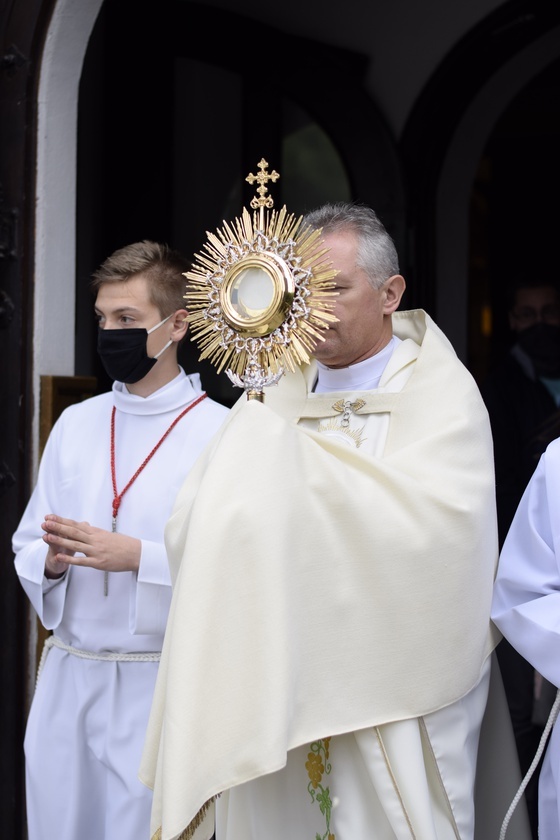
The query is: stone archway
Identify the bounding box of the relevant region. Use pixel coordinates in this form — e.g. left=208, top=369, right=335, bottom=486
left=400, top=0, right=560, bottom=366
left=32, top=0, right=103, bottom=472
left=436, top=26, right=560, bottom=366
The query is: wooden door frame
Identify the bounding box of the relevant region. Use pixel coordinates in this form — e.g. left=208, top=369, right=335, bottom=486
left=0, top=0, right=103, bottom=834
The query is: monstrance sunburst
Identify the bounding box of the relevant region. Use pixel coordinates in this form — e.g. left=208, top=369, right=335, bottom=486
left=184, top=158, right=339, bottom=400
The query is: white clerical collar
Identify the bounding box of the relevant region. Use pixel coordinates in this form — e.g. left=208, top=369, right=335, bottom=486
left=314, top=337, right=400, bottom=393
left=112, top=368, right=202, bottom=415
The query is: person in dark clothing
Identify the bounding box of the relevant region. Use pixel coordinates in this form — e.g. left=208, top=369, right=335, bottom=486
left=482, top=277, right=560, bottom=839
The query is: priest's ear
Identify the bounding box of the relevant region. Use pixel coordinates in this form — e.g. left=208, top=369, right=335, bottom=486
left=170, top=309, right=190, bottom=344
left=383, top=274, right=406, bottom=315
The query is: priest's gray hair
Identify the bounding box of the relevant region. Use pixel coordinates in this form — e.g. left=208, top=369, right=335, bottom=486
left=302, top=202, right=400, bottom=291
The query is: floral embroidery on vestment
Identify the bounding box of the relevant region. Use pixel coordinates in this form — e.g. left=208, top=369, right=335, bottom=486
left=305, top=737, right=336, bottom=840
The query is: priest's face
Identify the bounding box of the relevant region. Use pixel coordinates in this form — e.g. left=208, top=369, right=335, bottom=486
left=313, top=230, right=405, bottom=369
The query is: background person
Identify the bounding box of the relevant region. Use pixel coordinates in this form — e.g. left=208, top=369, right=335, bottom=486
left=13, top=240, right=229, bottom=840
left=481, top=277, right=560, bottom=836
left=481, top=277, right=560, bottom=543
left=492, top=435, right=560, bottom=840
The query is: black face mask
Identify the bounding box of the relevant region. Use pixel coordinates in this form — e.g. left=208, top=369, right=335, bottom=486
left=517, top=323, right=560, bottom=377
left=97, top=316, right=172, bottom=384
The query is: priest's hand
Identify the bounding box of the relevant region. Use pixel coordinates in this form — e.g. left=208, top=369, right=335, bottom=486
left=41, top=514, right=141, bottom=575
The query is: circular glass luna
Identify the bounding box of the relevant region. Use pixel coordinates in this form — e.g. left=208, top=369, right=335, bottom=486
left=220, top=253, right=295, bottom=336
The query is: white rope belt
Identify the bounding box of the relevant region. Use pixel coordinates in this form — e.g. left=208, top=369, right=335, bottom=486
left=499, top=687, right=560, bottom=839
left=36, top=634, right=161, bottom=689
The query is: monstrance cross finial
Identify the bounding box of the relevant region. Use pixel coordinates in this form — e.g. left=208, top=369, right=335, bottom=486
left=246, top=158, right=280, bottom=216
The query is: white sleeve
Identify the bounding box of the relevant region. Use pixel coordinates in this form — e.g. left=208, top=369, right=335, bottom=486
left=492, top=446, right=560, bottom=689
left=130, top=539, right=172, bottom=636
left=12, top=419, right=69, bottom=629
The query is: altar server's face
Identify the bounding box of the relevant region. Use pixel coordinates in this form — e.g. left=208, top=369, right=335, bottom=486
left=313, top=231, right=405, bottom=369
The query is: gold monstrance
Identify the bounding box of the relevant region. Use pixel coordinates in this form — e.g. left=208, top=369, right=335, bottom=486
left=184, top=159, right=339, bottom=400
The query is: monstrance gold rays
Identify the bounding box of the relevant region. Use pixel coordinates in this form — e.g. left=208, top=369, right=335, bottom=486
left=184, top=158, right=339, bottom=399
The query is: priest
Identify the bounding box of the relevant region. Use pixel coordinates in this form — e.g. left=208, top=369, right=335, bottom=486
left=140, top=203, right=502, bottom=840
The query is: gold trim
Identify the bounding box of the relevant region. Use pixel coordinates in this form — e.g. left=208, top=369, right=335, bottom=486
left=300, top=393, right=398, bottom=419
left=151, top=797, right=215, bottom=840
left=220, top=252, right=294, bottom=336
left=418, top=717, right=461, bottom=839
left=373, top=727, right=416, bottom=839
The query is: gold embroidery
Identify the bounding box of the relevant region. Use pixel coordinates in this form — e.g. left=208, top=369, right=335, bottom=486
left=317, top=417, right=366, bottom=448
left=332, top=398, right=366, bottom=416
left=305, top=738, right=336, bottom=840
left=317, top=398, right=367, bottom=447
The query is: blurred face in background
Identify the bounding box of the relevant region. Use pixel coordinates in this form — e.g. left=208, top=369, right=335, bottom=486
left=509, top=285, right=560, bottom=376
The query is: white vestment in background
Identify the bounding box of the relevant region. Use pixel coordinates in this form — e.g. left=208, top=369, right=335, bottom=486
left=492, top=437, right=560, bottom=840
left=13, top=370, right=228, bottom=840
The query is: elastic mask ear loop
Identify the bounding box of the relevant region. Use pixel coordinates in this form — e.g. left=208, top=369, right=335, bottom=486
left=154, top=339, right=173, bottom=359
left=148, top=313, right=174, bottom=360
left=147, top=313, right=173, bottom=334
